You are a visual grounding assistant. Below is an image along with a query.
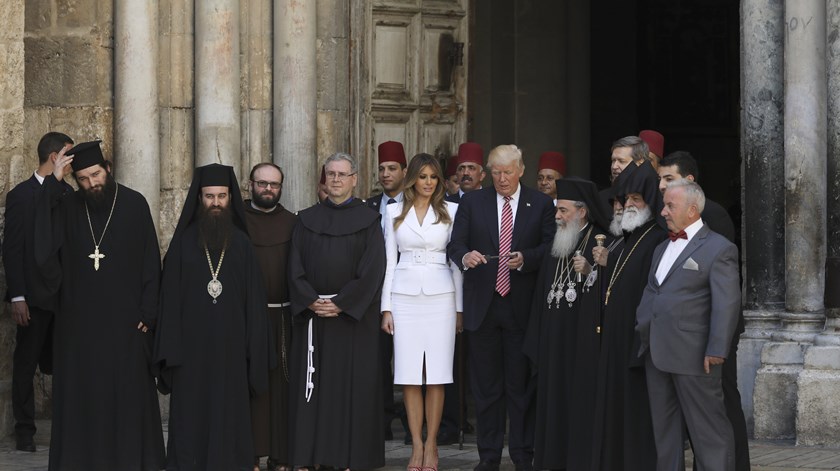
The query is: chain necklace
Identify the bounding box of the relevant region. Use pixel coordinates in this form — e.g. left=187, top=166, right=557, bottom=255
left=204, top=243, right=227, bottom=304
left=546, top=224, right=593, bottom=309
left=84, top=184, right=119, bottom=271
left=605, top=223, right=655, bottom=306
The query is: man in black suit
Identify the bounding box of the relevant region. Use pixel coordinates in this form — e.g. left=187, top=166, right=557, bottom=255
left=657, top=151, right=749, bottom=470
left=366, top=140, right=407, bottom=441
left=448, top=144, right=555, bottom=471
left=3, top=131, right=74, bottom=451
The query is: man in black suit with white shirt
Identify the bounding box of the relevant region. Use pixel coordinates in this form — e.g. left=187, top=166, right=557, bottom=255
left=448, top=144, right=555, bottom=471
left=3, top=132, right=74, bottom=451
left=636, top=179, right=740, bottom=471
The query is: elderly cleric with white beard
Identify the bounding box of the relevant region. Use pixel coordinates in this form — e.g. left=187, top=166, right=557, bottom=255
left=523, top=177, right=614, bottom=471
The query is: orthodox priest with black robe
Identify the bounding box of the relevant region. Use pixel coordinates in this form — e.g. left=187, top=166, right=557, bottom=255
left=244, top=163, right=298, bottom=471
left=34, top=141, right=165, bottom=471
left=155, top=164, right=271, bottom=471
left=591, top=161, right=666, bottom=471
left=288, top=153, right=386, bottom=469
left=523, top=178, right=614, bottom=471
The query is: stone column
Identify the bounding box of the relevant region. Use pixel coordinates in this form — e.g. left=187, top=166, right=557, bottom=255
left=274, top=0, right=317, bottom=212
left=739, top=0, right=786, bottom=434
left=795, top=0, right=840, bottom=448
left=115, top=0, right=159, bottom=227
left=782, top=0, right=827, bottom=330
left=0, top=0, right=26, bottom=437
left=159, top=0, right=195, bottom=252
left=819, top=0, right=840, bottom=346
left=754, top=0, right=828, bottom=441
left=195, top=0, right=241, bottom=169
left=240, top=0, right=273, bottom=192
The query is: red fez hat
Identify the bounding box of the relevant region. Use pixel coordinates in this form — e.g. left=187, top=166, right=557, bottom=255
left=377, top=141, right=407, bottom=166
left=538, top=151, right=567, bottom=176
left=639, top=130, right=665, bottom=158
left=446, top=158, right=458, bottom=177
left=456, top=142, right=483, bottom=166
left=319, top=165, right=326, bottom=185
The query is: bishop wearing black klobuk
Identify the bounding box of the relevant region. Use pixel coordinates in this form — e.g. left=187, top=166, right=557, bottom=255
left=287, top=153, right=386, bottom=469
left=590, top=161, right=666, bottom=471
left=33, top=140, right=165, bottom=471
left=155, top=163, right=271, bottom=471
left=523, top=177, right=614, bottom=471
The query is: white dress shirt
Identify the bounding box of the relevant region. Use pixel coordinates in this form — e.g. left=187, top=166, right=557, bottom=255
left=495, top=184, right=522, bottom=232
left=655, top=218, right=704, bottom=284
left=379, top=192, right=403, bottom=229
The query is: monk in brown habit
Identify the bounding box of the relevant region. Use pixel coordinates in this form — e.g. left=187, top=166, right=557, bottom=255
left=244, top=163, right=298, bottom=471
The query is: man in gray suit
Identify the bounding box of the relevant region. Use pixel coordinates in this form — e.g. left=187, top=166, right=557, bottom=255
left=636, top=179, right=740, bottom=471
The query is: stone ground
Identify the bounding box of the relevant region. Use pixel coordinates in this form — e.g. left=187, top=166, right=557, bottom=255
left=2, top=420, right=840, bottom=470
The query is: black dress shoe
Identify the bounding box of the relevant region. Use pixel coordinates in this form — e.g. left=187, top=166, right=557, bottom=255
left=437, top=429, right=459, bottom=446
left=16, top=442, right=36, bottom=452
left=473, top=461, right=500, bottom=471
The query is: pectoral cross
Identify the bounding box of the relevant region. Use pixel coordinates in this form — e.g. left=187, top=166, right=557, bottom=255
left=88, top=246, right=105, bottom=271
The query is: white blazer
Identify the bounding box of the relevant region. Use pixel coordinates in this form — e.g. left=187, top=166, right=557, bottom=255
left=381, top=201, right=463, bottom=312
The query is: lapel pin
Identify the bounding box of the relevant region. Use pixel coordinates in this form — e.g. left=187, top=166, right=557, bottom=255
left=526, top=203, right=531, bottom=207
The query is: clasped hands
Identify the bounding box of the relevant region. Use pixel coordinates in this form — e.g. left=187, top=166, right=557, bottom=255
left=309, top=298, right=342, bottom=317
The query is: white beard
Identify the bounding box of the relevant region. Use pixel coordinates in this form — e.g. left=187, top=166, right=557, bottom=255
left=551, top=217, right=583, bottom=258
left=609, top=211, right=624, bottom=237
left=621, top=206, right=652, bottom=233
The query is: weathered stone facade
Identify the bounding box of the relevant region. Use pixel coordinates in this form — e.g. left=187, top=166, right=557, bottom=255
left=0, top=0, right=837, bottom=448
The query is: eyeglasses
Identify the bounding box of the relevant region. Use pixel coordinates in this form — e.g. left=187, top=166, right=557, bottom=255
left=253, top=180, right=282, bottom=190
left=326, top=171, right=357, bottom=181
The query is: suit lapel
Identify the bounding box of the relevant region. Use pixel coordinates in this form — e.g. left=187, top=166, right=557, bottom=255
left=650, top=241, right=668, bottom=287
left=403, top=205, right=424, bottom=237
left=660, top=224, right=710, bottom=285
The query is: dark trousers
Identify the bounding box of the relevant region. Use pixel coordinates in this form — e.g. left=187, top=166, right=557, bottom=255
left=440, top=333, right=468, bottom=436
left=468, top=294, right=534, bottom=464
left=12, top=305, right=54, bottom=441
left=380, top=329, right=398, bottom=432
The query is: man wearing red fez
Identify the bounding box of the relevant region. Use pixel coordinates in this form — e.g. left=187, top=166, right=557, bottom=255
left=365, top=140, right=408, bottom=443
left=446, top=142, right=486, bottom=203
left=639, top=130, right=665, bottom=170
left=536, top=151, right=567, bottom=203
left=367, top=141, right=408, bottom=225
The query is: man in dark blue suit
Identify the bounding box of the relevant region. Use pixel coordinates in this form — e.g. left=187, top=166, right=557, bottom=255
left=3, top=131, right=74, bottom=451
left=448, top=144, right=555, bottom=471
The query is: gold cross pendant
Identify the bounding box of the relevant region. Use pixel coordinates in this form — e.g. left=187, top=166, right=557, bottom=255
left=89, top=246, right=105, bottom=271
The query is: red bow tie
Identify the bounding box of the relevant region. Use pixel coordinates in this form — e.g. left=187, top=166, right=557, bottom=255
left=669, top=230, right=688, bottom=242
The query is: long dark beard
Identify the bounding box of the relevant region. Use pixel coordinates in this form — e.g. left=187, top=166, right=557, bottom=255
left=82, top=174, right=117, bottom=212
left=198, top=205, right=233, bottom=251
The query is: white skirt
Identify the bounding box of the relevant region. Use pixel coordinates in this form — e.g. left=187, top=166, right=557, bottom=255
left=391, top=292, right=457, bottom=385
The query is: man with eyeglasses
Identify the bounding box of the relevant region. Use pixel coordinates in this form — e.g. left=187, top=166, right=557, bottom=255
left=287, top=152, right=386, bottom=469
left=244, top=163, right=298, bottom=471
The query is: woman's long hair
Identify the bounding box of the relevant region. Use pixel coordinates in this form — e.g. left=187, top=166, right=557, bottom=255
left=393, top=153, right=451, bottom=230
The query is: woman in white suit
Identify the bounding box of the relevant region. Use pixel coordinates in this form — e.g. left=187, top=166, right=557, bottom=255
left=381, top=154, right=462, bottom=471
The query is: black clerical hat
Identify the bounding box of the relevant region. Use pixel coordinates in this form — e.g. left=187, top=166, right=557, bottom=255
left=67, top=140, right=106, bottom=172
left=556, top=177, right=612, bottom=230
left=199, top=163, right=232, bottom=187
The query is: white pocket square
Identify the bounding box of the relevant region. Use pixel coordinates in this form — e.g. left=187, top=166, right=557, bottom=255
left=682, top=257, right=699, bottom=271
